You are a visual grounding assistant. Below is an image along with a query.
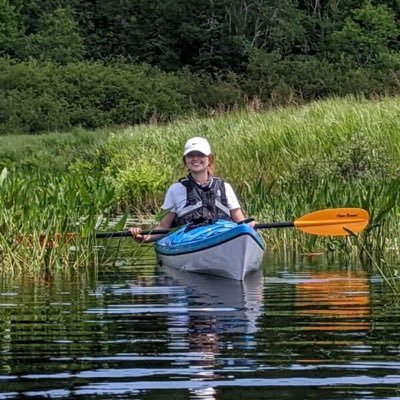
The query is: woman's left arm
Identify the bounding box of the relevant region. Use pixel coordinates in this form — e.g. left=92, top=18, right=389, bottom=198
left=230, top=208, right=246, bottom=222
left=225, top=183, right=256, bottom=227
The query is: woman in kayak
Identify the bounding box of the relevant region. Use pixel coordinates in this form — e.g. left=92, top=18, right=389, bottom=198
left=130, top=137, right=255, bottom=242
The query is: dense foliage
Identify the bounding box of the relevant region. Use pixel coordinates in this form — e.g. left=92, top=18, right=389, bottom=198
left=1, top=0, right=400, bottom=133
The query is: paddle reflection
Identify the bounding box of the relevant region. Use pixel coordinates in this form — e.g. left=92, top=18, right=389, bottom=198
left=295, top=270, right=371, bottom=331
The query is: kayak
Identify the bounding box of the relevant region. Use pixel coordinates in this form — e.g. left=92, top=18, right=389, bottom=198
left=155, top=219, right=265, bottom=280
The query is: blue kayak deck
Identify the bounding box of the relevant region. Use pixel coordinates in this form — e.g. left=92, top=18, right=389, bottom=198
left=155, top=220, right=265, bottom=256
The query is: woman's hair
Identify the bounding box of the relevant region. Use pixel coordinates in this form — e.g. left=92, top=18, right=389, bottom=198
left=208, top=154, right=215, bottom=176
left=183, top=154, right=215, bottom=176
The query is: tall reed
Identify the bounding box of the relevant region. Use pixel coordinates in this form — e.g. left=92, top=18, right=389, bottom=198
left=0, top=168, right=116, bottom=275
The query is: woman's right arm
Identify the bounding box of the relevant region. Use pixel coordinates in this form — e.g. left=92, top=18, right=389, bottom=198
left=129, top=212, right=176, bottom=243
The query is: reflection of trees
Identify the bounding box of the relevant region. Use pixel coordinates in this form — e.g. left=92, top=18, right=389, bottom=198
left=0, top=307, right=11, bottom=374
left=0, top=270, right=106, bottom=378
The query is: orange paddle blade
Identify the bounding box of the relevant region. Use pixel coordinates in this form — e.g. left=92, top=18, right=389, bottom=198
left=294, top=208, right=369, bottom=236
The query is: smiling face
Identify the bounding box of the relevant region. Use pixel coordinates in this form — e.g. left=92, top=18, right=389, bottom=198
left=184, top=151, right=210, bottom=174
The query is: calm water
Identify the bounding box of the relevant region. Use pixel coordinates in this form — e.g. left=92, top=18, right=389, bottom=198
left=1, top=246, right=400, bottom=399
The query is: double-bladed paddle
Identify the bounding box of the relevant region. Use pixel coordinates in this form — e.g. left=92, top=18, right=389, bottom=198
left=15, top=208, right=369, bottom=247
left=95, top=207, right=369, bottom=238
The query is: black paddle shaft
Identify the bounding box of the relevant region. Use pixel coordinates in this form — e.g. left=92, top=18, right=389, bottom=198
left=95, top=222, right=296, bottom=238
left=254, top=221, right=295, bottom=229
left=95, top=229, right=171, bottom=239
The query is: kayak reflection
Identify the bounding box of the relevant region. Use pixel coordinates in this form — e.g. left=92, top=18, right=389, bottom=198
left=162, top=267, right=264, bottom=336
left=160, top=267, right=264, bottom=381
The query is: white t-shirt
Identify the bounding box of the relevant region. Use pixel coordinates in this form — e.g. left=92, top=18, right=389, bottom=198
left=161, top=180, right=241, bottom=214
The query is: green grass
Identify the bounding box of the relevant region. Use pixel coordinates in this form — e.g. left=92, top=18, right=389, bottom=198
left=0, top=127, right=110, bottom=172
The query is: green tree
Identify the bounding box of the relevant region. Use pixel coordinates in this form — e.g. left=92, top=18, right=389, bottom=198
left=329, top=2, right=399, bottom=67
left=73, top=0, right=308, bottom=74
left=9, top=0, right=75, bottom=31
left=74, top=0, right=182, bottom=69
left=0, top=0, right=19, bottom=55
left=14, top=7, right=84, bottom=63
left=227, top=0, right=306, bottom=55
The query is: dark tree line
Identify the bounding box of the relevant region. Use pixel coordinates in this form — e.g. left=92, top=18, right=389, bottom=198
left=2, top=0, right=398, bottom=70
left=1, top=0, right=400, bottom=133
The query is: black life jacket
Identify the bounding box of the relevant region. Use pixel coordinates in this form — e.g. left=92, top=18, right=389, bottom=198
left=175, top=175, right=231, bottom=226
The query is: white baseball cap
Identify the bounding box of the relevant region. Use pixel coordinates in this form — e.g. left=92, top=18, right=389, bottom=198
left=183, top=137, right=212, bottom=156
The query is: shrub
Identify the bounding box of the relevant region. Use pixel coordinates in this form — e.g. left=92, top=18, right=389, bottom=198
left=0, top=58, right=199, bottom=134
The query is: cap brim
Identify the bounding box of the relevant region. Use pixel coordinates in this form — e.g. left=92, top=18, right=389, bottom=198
left=183, top=149, right=210, bottom=156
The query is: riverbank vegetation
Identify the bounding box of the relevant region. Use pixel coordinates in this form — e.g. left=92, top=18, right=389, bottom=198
left=0, top=96, right=399, bottom=284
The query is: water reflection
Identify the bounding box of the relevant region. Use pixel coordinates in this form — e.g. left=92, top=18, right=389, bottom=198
left=295, top=271, right=371, bottom=331
left=2, top=255, right=400, bottom=399
left=161, top=267, right=263, bottom=399
left=163, top=267, right=263, bottom=333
